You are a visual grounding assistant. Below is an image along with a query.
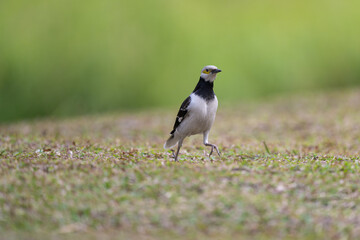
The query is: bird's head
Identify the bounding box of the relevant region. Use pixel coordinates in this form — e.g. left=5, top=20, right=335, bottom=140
left=200, top=65, right=222, bottom=82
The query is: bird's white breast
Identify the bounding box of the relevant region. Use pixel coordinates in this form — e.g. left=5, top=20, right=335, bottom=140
left=177, top=93, right=218, bottom=137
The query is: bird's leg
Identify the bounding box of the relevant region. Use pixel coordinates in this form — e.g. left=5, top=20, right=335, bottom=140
left=203, top=131, right=220, bottom=158
left=174, top=139, right=183, bottom=162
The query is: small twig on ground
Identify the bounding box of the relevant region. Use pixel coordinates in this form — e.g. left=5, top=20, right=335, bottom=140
left=263, top=140, right=271, bottom=155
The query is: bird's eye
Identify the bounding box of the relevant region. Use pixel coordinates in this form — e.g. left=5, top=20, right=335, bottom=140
left=206, top=69, right=209, bottom=72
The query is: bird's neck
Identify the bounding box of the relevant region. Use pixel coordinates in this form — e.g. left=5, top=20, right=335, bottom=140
left=192, top=77, right=215, bottom=101
left=193, top=77, right=214, bottom=92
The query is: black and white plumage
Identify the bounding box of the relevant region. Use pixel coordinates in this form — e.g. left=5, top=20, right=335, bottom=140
left=164, top=65, right=222, bottom=161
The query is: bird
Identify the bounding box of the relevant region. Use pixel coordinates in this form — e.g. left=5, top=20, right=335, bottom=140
left=164, top=65, right=222, bottom=161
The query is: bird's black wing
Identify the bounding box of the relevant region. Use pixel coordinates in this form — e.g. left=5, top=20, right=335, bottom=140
left=170, top=96, right=191, bottom=135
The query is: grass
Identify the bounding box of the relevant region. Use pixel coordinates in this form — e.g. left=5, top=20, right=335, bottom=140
left=1, top=89, right=360, bottom=239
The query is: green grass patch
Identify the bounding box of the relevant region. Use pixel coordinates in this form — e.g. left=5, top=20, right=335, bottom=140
left=1, top=90, right=360, bottom=239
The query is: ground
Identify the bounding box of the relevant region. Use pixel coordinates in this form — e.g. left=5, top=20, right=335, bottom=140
left=1, top=90, right=360, bottom=240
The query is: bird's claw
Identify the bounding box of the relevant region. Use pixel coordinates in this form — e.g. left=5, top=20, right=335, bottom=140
left=170, top=149, right=175, bottom=158
left=207, top=144, right=221, bottom=158
left=171, top=149, right=180, bottom=162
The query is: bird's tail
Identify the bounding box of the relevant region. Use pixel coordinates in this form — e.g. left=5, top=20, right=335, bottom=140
left=164, top=134, right=179, bottom=149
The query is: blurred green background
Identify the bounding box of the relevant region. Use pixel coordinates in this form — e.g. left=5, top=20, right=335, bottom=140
left=0, top=0, right=359, bottom=123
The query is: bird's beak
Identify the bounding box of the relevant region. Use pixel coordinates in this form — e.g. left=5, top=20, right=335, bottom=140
left=212, top=69, right=222, bottom=74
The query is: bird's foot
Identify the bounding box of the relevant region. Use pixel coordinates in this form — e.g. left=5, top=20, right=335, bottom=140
left=170, top=149, right=179, bottom=162
left=205, top=143, right=221, bottom=157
